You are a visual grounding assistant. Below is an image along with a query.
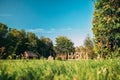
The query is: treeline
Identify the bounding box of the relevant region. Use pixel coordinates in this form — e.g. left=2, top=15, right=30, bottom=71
left=0, top=22, right=95, bottom=59
left=0, top=23, right=57, bottom=59
left=0, top=22, right=78, bottom=59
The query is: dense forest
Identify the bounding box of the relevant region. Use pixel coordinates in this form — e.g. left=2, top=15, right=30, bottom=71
left=0, top=22, right=95, bottom=59
left=0, top=22, right=76, bottom=59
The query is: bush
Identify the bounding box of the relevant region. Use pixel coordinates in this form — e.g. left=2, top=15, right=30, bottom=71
left=56, top=57, right=62, bottom=60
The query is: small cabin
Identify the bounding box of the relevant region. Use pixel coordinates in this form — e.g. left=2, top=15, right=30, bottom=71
left=23, top=51, right=38, bottom=59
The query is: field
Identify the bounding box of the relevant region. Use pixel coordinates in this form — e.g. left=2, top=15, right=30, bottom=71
left=0, top=59, right=120, bottom=80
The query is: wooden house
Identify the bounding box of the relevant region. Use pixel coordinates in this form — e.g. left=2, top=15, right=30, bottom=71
left=23, top=51, right=38, bottom=59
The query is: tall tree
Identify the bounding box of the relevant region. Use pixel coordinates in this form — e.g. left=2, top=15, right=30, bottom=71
left=39, top=37, right=55, bottom=58
left=17, top=29, right=27, bottom=54
left=0, top=23, right=8, bottom=47
left=84, top=35, right=94, bottom=58
left=6, top=28, right=22, bottom=57
left=27, top=32, right=37, bottom=52
left=92, top=0, right=120, bottom=58
left=55, top=36, right=75, bottom=54
left=0, top=23, right=8, bottom=58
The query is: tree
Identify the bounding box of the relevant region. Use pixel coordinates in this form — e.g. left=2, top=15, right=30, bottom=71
left=0, top=23, right=8, bottom=47
left=26, top=32, right=38, bottom=52
left=55, top=36, right=75, bottom=54
left=6, top=28, right=22, bottom=58
left=40, top=37, right=55, bottom=58
left=84, top=35, right=95, bottom=58
left=84, top=35, right=93, bottom=48
left=0, top=23, right=8, bottom=38
left=0, top=23, right=8, bottom=58
left=92, top=0, right=120, bottom=58
left=17, top=29, right=27, bottom=54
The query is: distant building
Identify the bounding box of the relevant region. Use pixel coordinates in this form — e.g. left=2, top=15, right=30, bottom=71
left=23, top=51, right=38, bottom=59
left=56, top=53, right=67, bottom=60
left=67, top=53, right=73, bottom=60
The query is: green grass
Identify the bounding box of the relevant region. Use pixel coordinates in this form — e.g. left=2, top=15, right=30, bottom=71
left=0, top=59, right=120, bottom=80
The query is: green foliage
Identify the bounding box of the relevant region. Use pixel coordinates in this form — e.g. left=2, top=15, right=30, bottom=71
left=84, top=35, right=93, bottom=48
left=27, top=32, right=38, bottom=52
left=92, top=0, right=120, bottom=58
left=0, top=22, right=55, bottom=59
left=0, top=23, right=8, bottom=53
left=0, top=23, right=8, bottom=39
left=0, top=59, right=120, bottom=80
left=7, top=28, right=22, bottom=55
left=40, top=37, right=55, bottom=58
left=56, top=57, right=62, bottom=61
left=84, top=35, right=95, bottom=58
left=55, top=36, right=75, bottom=54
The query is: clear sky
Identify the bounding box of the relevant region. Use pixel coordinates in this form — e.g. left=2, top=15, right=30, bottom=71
left=0, top=0, right=94, bottom=46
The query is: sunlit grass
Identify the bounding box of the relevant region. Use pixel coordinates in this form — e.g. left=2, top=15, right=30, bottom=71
left=0, top=59, right=120, bottom=80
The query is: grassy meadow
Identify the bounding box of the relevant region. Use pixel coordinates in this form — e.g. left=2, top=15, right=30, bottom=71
left=0, top=59, right=120, bottom=80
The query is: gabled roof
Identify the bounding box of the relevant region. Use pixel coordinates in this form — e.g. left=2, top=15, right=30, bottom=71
left=24, top=51, right=38, bottom=57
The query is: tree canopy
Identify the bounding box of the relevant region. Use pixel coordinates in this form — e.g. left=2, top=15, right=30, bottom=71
left=84, top=35, right=95, bottom=58
left=92, top=0, right=120, bottom=58
left=55, top=36, right=75, bottom=54
left=0, top=22, right=55, bottom=59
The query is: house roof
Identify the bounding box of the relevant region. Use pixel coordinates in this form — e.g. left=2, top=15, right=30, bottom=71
left=24, top=51, right=38, bottom=57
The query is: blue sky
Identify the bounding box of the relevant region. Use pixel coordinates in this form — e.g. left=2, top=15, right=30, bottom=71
left=0, top=0, right=94, bottom=46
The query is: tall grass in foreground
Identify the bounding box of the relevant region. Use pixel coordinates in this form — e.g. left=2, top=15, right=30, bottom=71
left=0, top=59, right=120, bottom=80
